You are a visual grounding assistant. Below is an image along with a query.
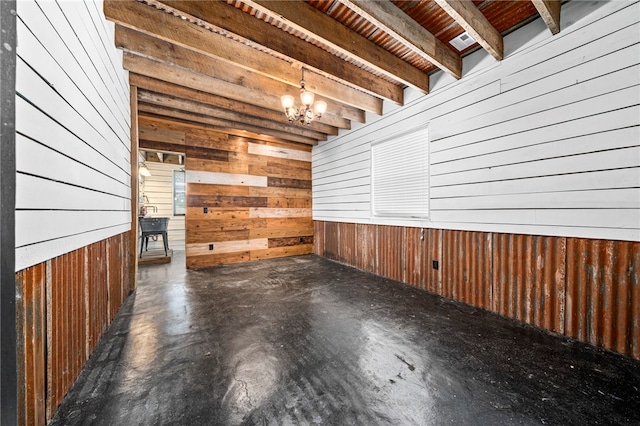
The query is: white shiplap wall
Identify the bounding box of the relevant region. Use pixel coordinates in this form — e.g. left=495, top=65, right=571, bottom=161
left=313, top=0, right=640, bottom=242
left=15, top=0, right=131, bottom=271
left=141, top=162, right=186, bottom=251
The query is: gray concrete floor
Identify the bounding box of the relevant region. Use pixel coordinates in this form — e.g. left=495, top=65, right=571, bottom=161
left=50, top=252, right=640, bottom=425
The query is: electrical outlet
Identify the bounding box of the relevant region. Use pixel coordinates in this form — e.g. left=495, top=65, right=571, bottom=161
left=432, top=260, right=439, bottom=270
left=203, top=207, right=208, bottom=213
left=209, top=244, right=214, bottom=250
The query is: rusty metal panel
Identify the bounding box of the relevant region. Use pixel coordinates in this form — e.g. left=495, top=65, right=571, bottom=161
left=87, top=239, right=109, bottom=354
left=107, top=236, right=124, bottom=322
left=377, top=225, right=404, bottom=282
left=119, top=231, right=131, bottom=305
left=404, top=227, right=423, bottom=288
left=15, top=233, right=132, bottom=423
left=393, top=0, right=538, bottom=55
left=107, top=238, right=116, bottom=322
left=492, top=234, right=566, bottom=334
left=355, top=223, right=377, bottom=274
left=123, top=232, right=132, bottom=296
left=424, top=228, right=443, bottom=295
left=48, top=247, right=87, bottom=420
left=96, top=239, right=109, bottom=347
left=565, top=238, right=640, bottom=359
left=442, top=230, right=492, bottom=310
left=324, top=221, right=340, bottom=261
left=313, top=220, right=325, bottom=256
left=16, top=263, right=46, bottom=426
left=118, top=233, right=130, bottom=304
left=479, top=1, right=539, bottom=36
left=337, top=222, right=356, bottom=265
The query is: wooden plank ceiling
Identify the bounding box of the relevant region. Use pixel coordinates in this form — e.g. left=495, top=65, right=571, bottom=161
left=105, top=0, right=561, bottom=146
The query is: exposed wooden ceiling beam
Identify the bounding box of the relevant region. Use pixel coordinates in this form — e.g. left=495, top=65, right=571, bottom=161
left=122, top=53, right=354, bottom=129
left=138, top=90, right=329, bottom=142
left=241, top=0, right=430, bottom=93
left=118, top=38, right=366, bottom=125
left=337, top=0, right=461, bottom=79
left=434, top=0, right=503, bottom=61
left=140, top=114, right=315, bottom=152
left=107, top=0, right=284, bottom=79
left=129, top=74, right=340, bottom=136
left=115, top=25, right=382, bottom=115
left=155, top=0, right=403, bottom=106
left=107, top=2, right=365, bottom=124
left=138, top=103, right=319, bottom=146
left=104, top=0, right=402, bottom=109
left=531, top=0, right=561, bottom=35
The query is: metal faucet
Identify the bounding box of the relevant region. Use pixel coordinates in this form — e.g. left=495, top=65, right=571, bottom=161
left=141, top=195, right=158, bottom=213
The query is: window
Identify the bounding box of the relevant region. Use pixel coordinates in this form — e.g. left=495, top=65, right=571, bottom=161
left=371, top=125, right=429, bottom=218
left=173, top=170, right=186, bottom=216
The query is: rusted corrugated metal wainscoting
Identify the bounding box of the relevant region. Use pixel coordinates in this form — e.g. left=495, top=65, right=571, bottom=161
left=15, top=232, right=131, bottom=424
left=314, top=221, right=640, bottom=359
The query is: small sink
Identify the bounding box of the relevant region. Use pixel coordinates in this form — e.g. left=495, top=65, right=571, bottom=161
left=139, top=217, right=171, bottom=258
left=140, top=217, right=169, bottom=232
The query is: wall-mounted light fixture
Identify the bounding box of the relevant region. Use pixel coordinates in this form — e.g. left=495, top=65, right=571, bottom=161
left=280, top=68, right=327, bottom=125
left=139, top=163, right=151, bottom=177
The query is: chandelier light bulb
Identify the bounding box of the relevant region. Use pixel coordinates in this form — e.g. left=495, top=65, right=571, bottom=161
left=314, top=100, right=327, bottom=115
left=280, top=95, right=295, bottom=109
left=300, top=89, right=315, bottom=106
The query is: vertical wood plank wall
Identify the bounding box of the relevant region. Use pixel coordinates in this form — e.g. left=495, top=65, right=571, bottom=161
left=15, top=232, right=130, bottom=424
left=138, top=116, right=313, bottom=269
left=314, top=221, right=640, bottom=359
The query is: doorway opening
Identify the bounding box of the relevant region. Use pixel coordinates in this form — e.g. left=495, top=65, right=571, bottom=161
left=137, top=149, right=186, bottom=264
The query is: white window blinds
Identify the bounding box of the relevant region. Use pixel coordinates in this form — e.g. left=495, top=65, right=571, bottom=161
left=371, top=125, right=429, bottom=218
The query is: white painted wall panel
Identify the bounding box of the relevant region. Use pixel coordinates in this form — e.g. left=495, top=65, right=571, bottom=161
left=430, top=81, right=639, bottom=154
left=312, top=0, right=640, bottom=242
left=19, top=0, right=129, bottom=147
left=16, top=174, right=130, bottom=212
left=430, top=168, right=640, bottom=199
left=431, top=126, right=639, bottom=177
left=432, top=107, right=640, bottom=164
left=16, top=211, right=131, bottom=248
left=141, top=162, right=186, bottom=251
left=16, top=0, right=131, bottom=271
left=16, top=134, right=129, bottom=199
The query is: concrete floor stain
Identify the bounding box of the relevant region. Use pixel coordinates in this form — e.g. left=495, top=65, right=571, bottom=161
left=49, top=252, right=640, bottom=425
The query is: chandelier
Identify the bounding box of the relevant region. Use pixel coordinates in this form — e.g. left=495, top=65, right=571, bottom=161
left=280, top=69, right=327, bottom=125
